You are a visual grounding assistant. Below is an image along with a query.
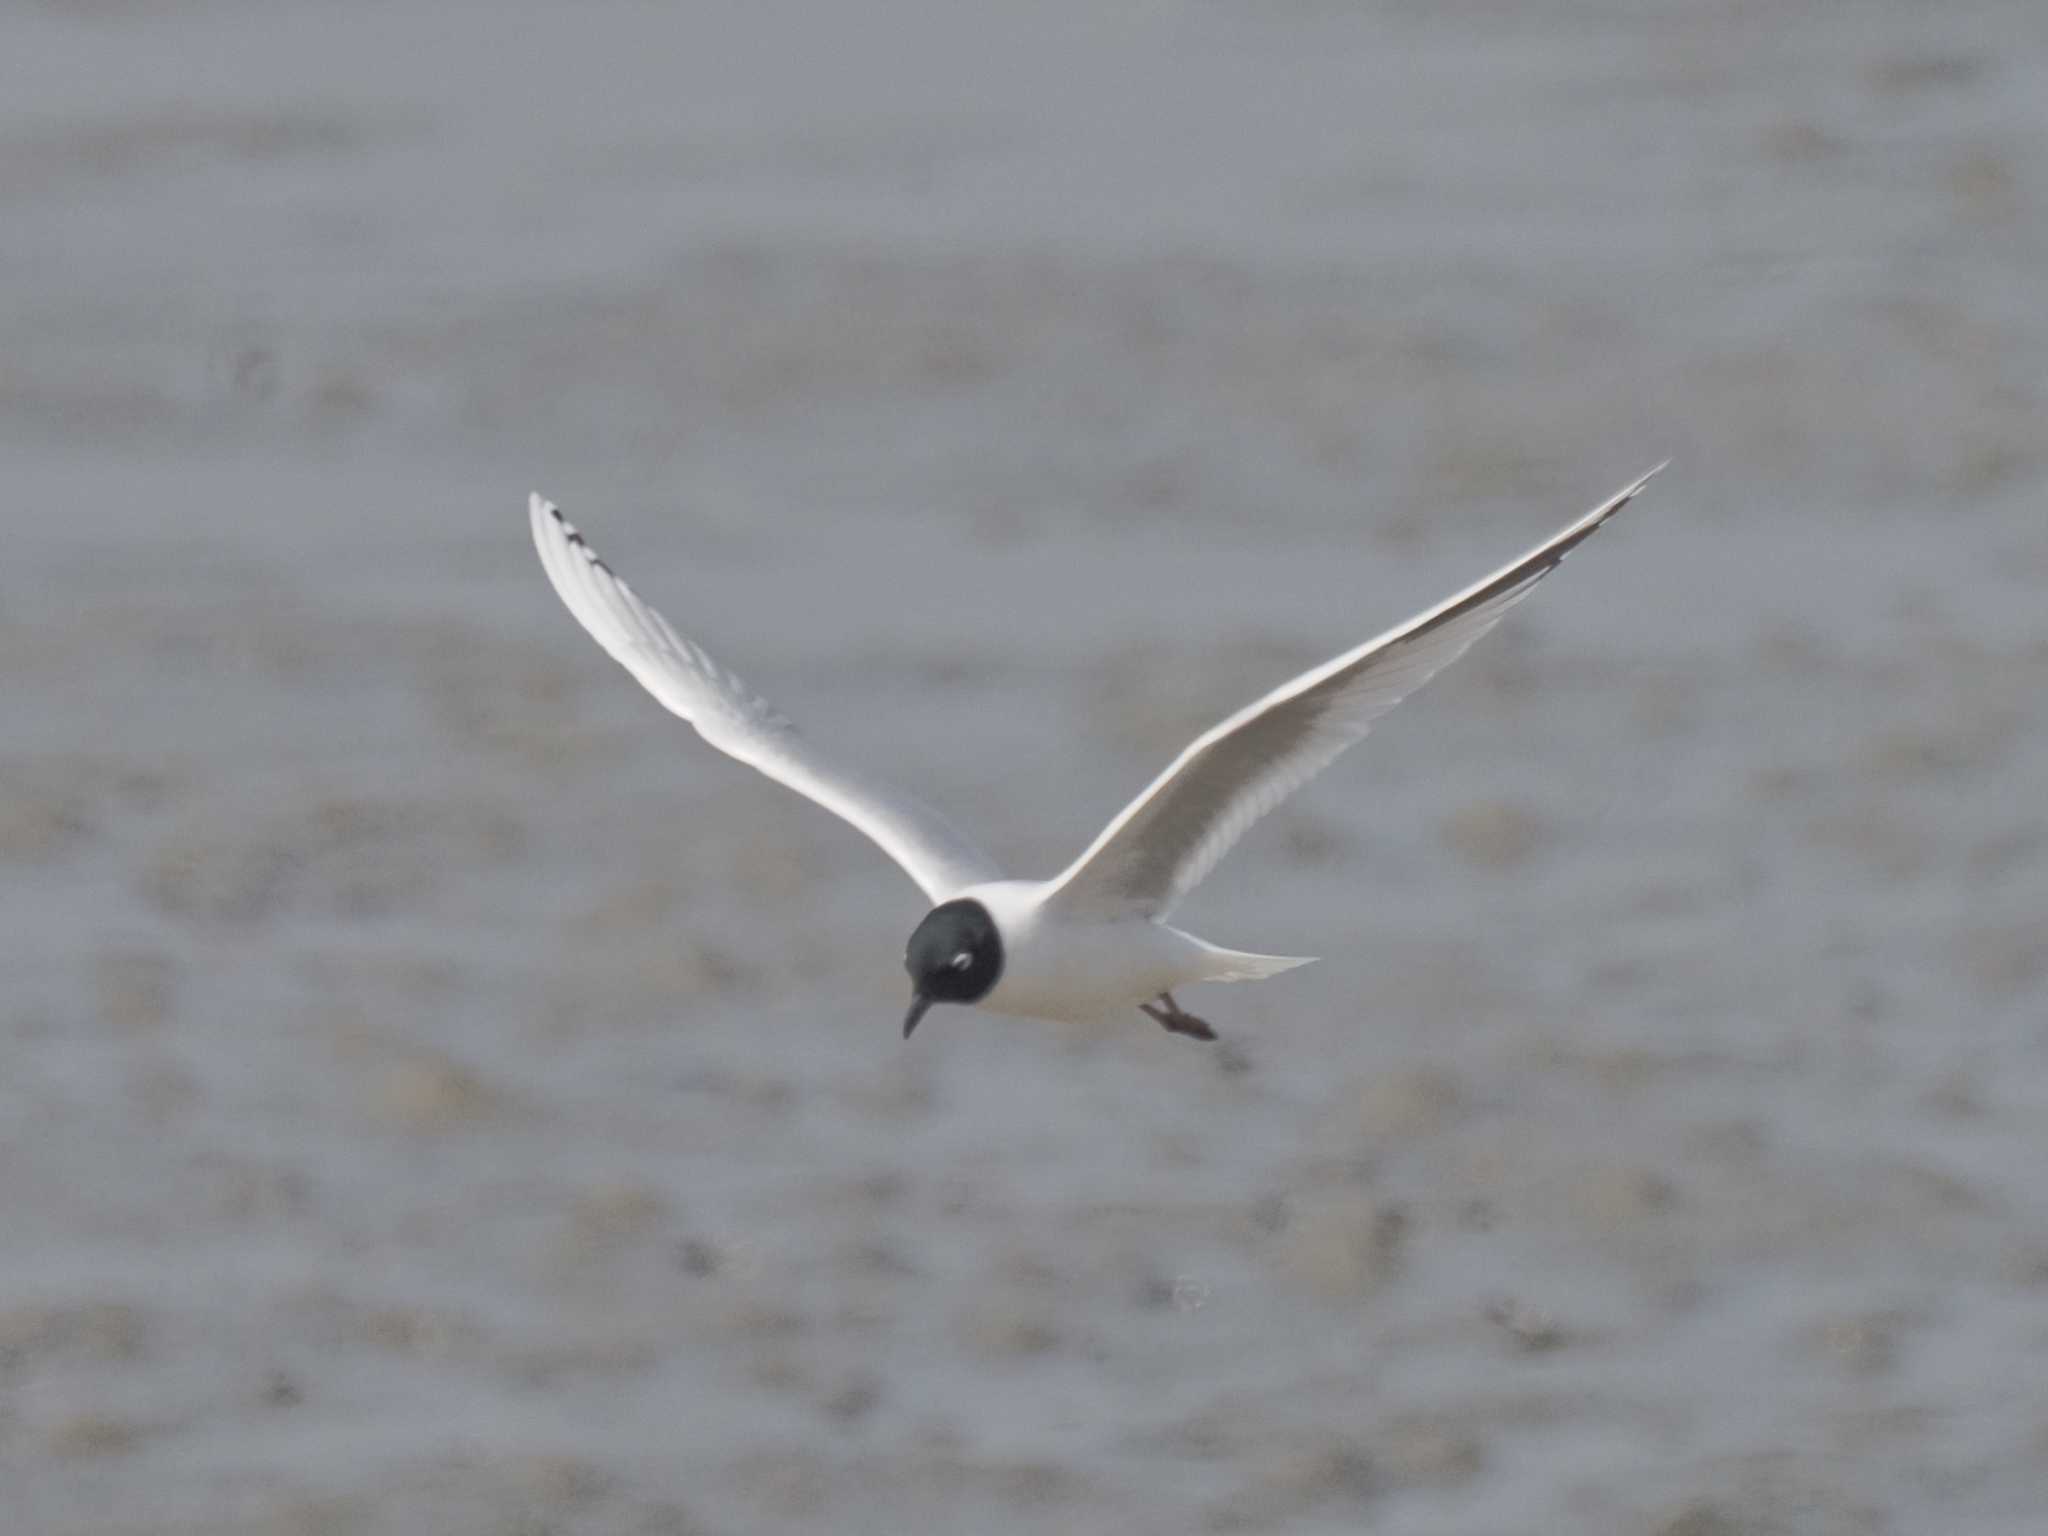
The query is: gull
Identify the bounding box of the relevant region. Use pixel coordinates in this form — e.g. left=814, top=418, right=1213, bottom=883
left=530, top=466, right=1661, bottom=1042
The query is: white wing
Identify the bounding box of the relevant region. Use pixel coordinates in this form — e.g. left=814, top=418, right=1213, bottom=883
left=1045, top=466, right=1664, bottom=919
left=530, top=494, right=1002, bottom=903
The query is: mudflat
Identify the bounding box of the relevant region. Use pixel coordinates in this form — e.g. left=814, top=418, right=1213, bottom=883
left=3, top=4, right=2045, bottom=1532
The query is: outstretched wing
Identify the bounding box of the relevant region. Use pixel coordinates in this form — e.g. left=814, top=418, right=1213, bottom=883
left=530, top=494, right=1002, bottom=903
left=1044, top=466, right=1663, bottom=919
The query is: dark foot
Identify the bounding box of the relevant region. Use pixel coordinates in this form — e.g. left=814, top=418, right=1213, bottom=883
left=1141, top=994, right=1218, bottom=1042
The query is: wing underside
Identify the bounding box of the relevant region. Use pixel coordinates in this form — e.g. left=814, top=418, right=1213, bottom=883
left=1044, top=467, right=1663, bottom=918
left=530, top=495, right=1002, bottom=903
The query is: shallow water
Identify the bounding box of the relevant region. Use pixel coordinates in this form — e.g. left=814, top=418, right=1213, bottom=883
left=4, top=2, right=2047, bottom=1532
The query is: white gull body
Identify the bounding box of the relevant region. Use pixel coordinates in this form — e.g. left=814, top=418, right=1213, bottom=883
left=944, top=878, right=1307, bottom=1025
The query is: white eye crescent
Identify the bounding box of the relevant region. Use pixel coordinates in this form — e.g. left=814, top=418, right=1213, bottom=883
left=950, top=951, right=974, bottom=971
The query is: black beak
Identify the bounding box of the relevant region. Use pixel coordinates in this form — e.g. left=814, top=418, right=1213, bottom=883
left=902, top=994, right=933, bottom=1040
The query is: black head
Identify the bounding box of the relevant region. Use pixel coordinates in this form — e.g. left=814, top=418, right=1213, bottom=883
left=901, top=898, right=1004, bottom=1038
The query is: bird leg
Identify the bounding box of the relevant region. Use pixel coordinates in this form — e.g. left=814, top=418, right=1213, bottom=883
left=1141, top=992, right=1217, bottom=1042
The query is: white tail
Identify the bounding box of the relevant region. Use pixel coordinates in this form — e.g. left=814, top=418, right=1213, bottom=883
left=1180, top=934, right=1318, bottom=983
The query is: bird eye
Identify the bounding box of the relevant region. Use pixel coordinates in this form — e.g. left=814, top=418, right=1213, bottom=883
left=950, top=951, right=973, bottom=971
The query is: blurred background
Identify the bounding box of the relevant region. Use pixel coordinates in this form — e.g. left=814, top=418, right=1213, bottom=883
left=5, top=2, right=2047, bottom=1532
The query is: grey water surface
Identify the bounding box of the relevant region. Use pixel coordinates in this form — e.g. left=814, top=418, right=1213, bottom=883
left=4, top=2, right=2047, bottom=1532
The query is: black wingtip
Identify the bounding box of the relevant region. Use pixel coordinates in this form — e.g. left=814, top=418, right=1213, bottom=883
left=1617, top=460, right=1670, bottom=507
left=535, top=494, right=614, bottom=576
